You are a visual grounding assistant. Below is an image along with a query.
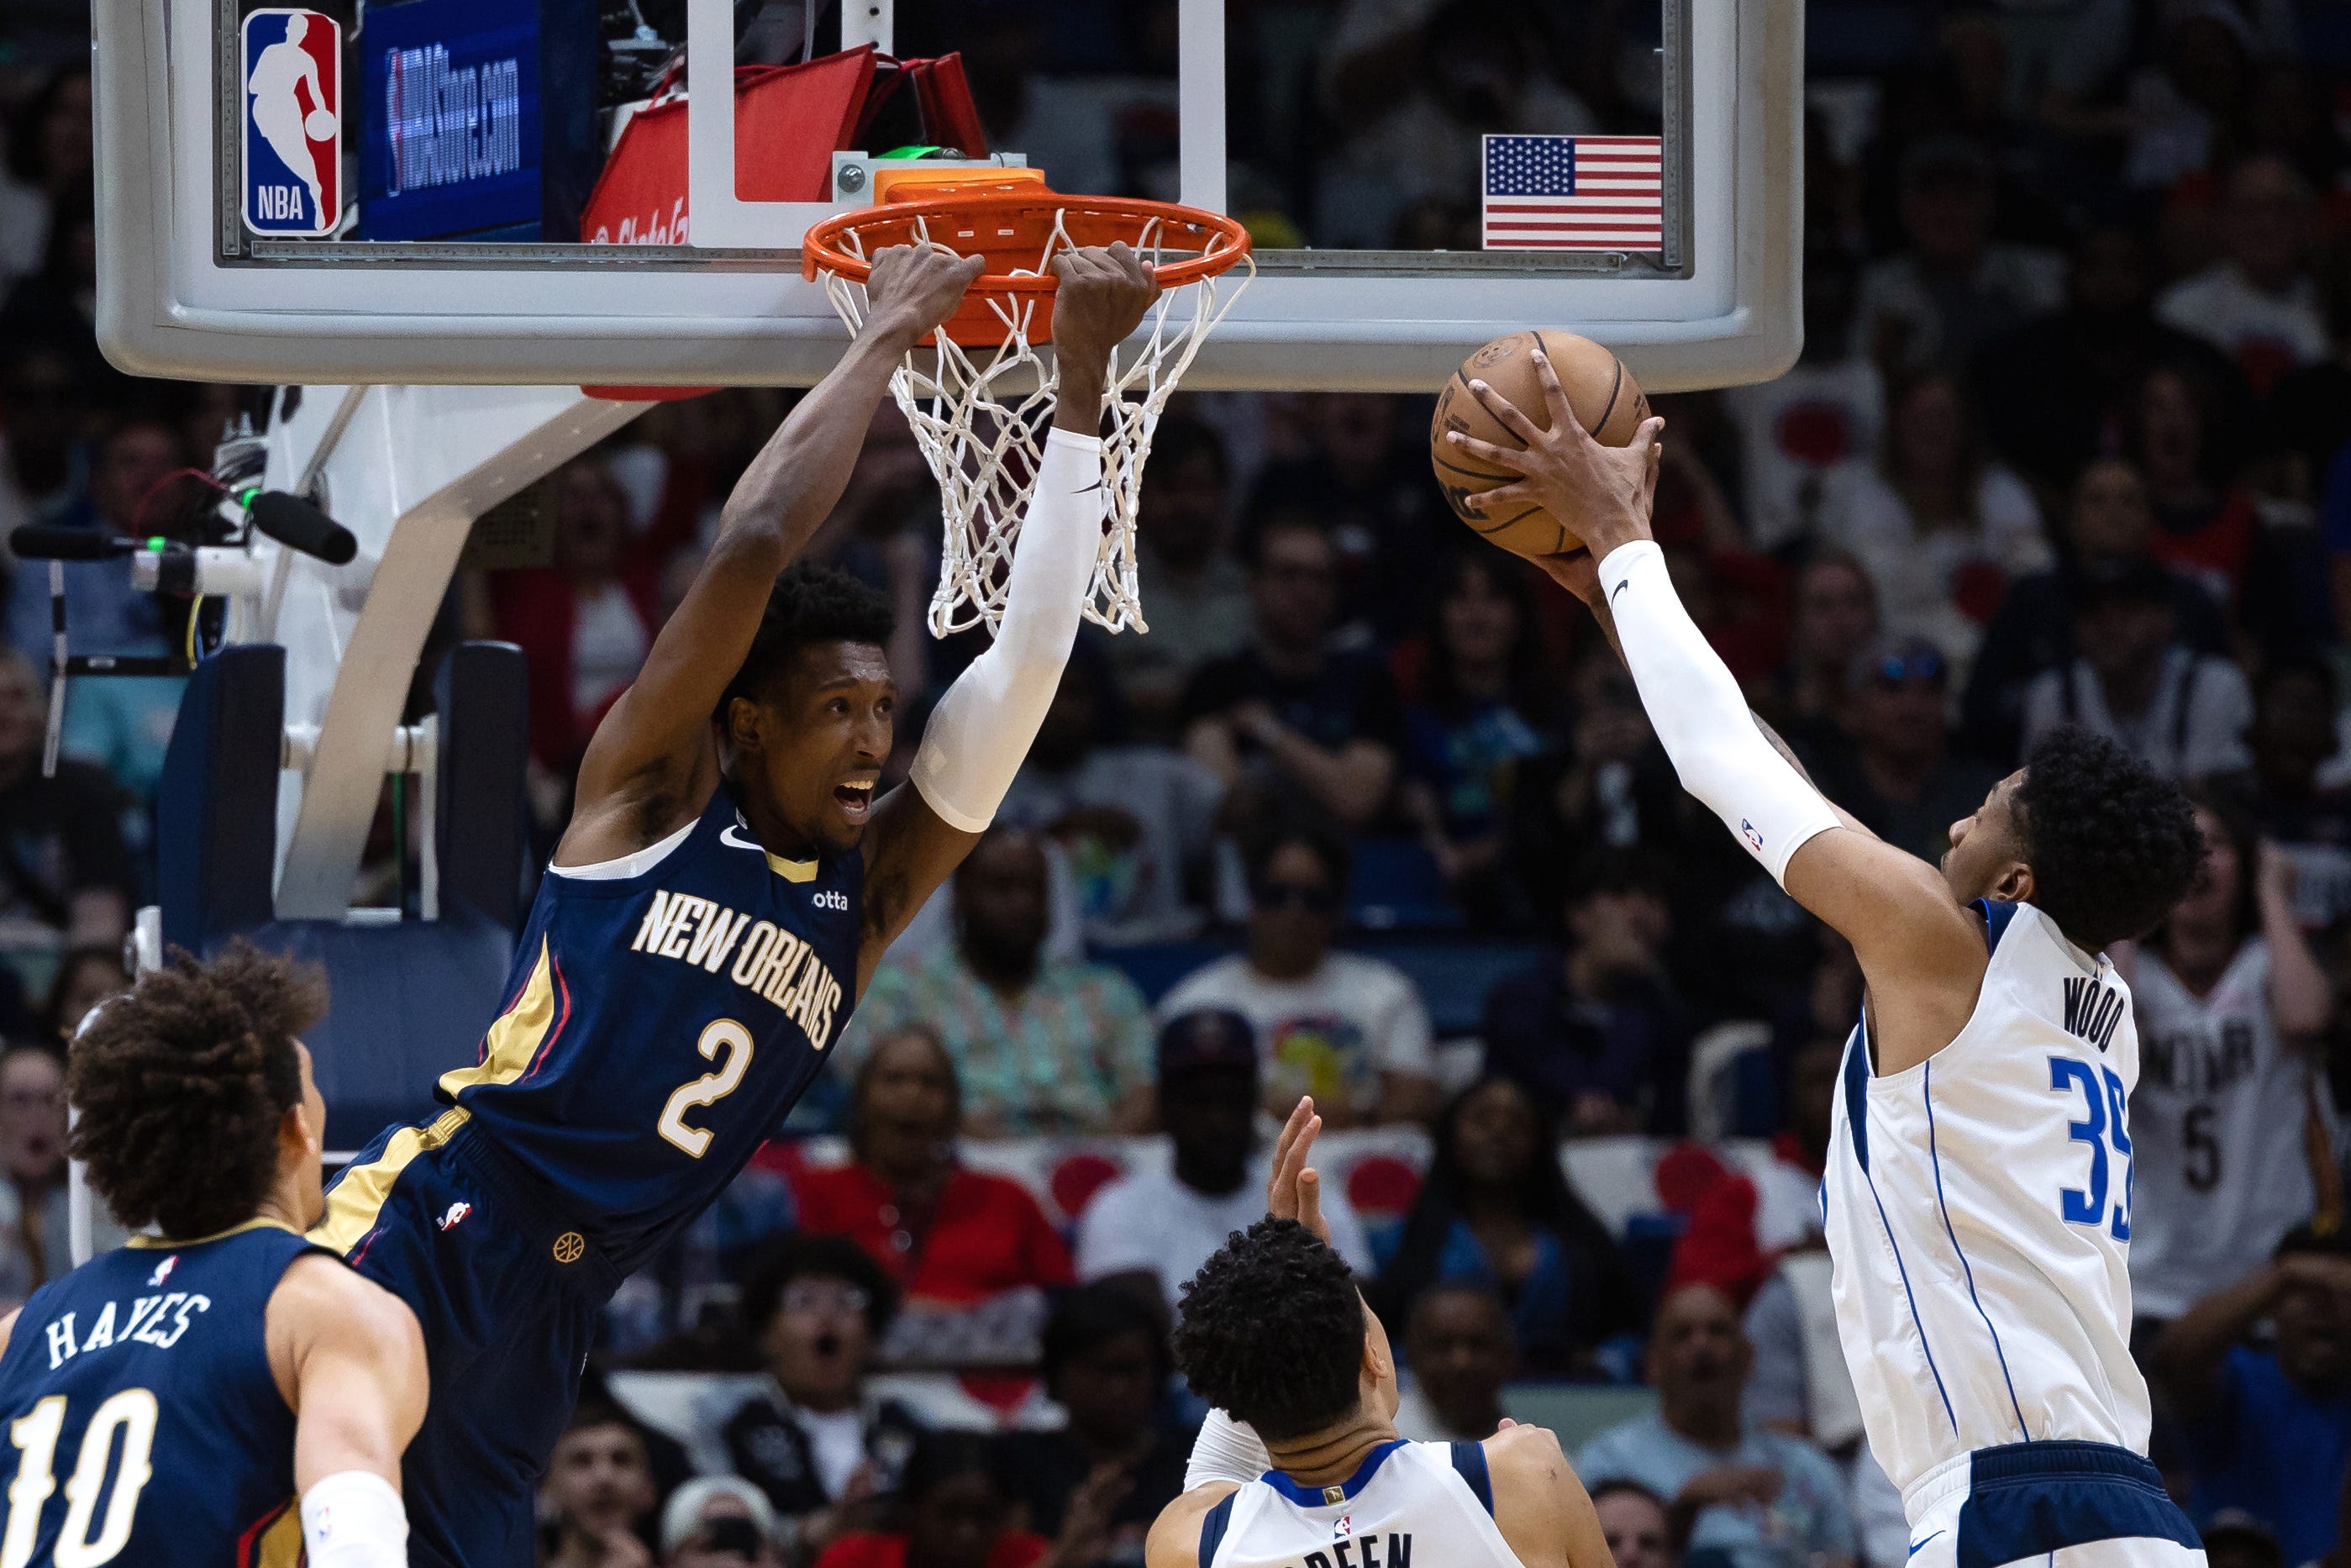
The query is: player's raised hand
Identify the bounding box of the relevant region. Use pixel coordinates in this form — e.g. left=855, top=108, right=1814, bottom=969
left=863, top=243, right=986, bottom=350
left=1266, top=1096, right=1331, bottom=1245
left=1449, top=346, right=1664, bottom=560
left=1050, top=244, right=1159, bottom=392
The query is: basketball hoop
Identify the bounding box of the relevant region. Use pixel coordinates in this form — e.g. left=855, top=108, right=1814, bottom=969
left=803, top=186, right=1253, bottom=636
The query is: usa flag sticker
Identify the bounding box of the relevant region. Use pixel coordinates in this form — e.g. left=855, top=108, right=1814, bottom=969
left=242, top=8, right=341, bottom=236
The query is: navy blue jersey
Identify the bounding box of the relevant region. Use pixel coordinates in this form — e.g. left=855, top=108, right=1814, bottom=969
left=434, top=786, right=861, bottom=1261
left=0, top=1220, right=323, bottom=1567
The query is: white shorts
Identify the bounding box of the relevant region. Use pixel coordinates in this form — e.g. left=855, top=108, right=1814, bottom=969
left=1901, top=1441, right=2207, bottom=1568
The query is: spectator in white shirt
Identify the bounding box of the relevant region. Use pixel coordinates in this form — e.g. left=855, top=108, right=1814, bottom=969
left=2020, top=559, right=2253, bottom=780
left=1155, top=821, right=1440, bottom=1126
left=1076, top=1010, right=1373, bottom=1308
left=2156, top=155, right=2330, bottom=396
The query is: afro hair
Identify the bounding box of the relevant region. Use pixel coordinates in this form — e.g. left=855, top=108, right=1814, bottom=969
left=67, top=941, right=323, bottom=1240
left=2014, top=726, right=2205, bottom=951
left=1173, top=1218, right=1366, bottom=1442
left=716, top=563, right=895, bottom=721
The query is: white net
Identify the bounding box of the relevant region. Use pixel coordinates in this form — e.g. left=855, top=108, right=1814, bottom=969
left=818, top=210, right=1251, bottom=638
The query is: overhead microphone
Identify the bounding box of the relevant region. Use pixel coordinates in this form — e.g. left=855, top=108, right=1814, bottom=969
left=8, top=524, right=138, bottom=561
left=242, top=491, right=358, bottom=566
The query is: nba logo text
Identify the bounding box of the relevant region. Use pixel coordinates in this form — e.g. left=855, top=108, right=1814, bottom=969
left=243, top=8, right=342, bottom=236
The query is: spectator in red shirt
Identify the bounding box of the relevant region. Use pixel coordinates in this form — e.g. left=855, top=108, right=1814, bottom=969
left=792, top=1023, right=1075, bottom=1306
left=813, top=1431, right=1116, bottom=1568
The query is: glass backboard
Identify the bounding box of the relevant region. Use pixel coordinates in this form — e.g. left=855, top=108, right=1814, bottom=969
left=94, top=0, right=1799, bottom=392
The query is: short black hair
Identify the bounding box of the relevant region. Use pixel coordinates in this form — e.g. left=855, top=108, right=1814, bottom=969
left=897, top=1429, right=1014, bottom=1507
left=739, top=1232, right=899, bottom=1339
left=1244, top=817, right=1353, bottom=895
left=715, top=564, right=895, bottom=721
left=1148, top=413, right=1228, bottom=484
left=68, top=942, right=322, bottom=1240
left=1564, top=846, right=1669, bottom=908
left=2013, top=727, right=2204, bottom=950
left=1040, top=1281, right=1174, bottom=1392
left=1173, top=1218, right=1365, bottom=1442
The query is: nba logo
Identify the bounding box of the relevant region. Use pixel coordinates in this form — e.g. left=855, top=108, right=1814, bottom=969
left=243, top=8, right=341, bottom=236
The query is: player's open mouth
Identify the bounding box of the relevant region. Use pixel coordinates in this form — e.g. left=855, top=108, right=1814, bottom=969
left=834, top=780, right=876, bottom=820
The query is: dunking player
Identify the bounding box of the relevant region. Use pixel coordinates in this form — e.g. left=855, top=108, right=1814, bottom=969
left=1448, top=356, right=2212, bottom=1565
left=313, top=243, right=1160, bottom=1566
left=1151, top=1100, right=1612, bottom=1568
left=0, top=944, right=425, bottom=1567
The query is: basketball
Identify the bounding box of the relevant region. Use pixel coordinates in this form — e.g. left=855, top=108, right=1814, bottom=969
left=305, top=108, right=335, bottom=139
left=1428, top=329, right=1649, bottom=558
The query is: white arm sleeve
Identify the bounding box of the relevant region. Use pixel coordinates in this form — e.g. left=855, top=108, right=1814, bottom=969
left=302, top=1469, right=408, bottom=1568
left=1597, top=540, right=1840, bottom=885
left=1186, top=1408, right=1271, bottom=1490
left=909, top=429, right=1102, bottom=833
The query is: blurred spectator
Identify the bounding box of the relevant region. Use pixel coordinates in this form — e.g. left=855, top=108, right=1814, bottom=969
left=1246, top=395, right=1451, bottom=641
left=2221, top=655, right=2351, bottom=927
left=1806, top=636, right=2002, bottom=864
left=540, top=1402, right=660, bottom=1568
left=38, top=943, right=124, bottom=1047
left=1591, top=1480, right=1678, bottom=1568
left=660, top=1478, right=786, bottom=1568
left=1816, top=371, right=2046, bottom=675
left=2120, top=802, right=2332, bottom=1325
left=1391, top=1282, right=1515, bottom=1442
left=0, top=348, right=86, bottom=548
left=1313, top=1, right=1596, bottom=250
left=1107, top=416, right=1249, bottom=739
left=998, top=649, right=1223, bottom=945
left=1181, top=517, right=1402, bottom=832
left=2201, top=1512, right=2285, bottom=1568
left=997, top=1283, right=1194, bottom=1565
left=0, top=652, right=134, bottom=967
left=711, top=1236, right=923, bottom=1550
left=1374, top=1077, right=1633, bottom=1377
left=0, top=189, right=107, bottom=399
left=1512, top=659, right=1689, bottom=920
left=1577, top=1285, right=1859, bottom=1568
left=1481, top=850, right=1696, bottom=1135
left=1154, top=823, right=1439, bottom=1127
left=854, top=828, right=1155, bottom=1137
left=2152, top=1225, right=2351, bottom=1564
left=492, top=454, right=692, bottom=774
left=2157, top=157, right=2328, bottom=397
left=0, top=66, right=91, bottom=291
left=1750, top=1036, right=1842, bottom=1255
left=2018, top=559, right=2253, bottom=778
left=1722, top=250, right=1884, bottom=553
left=1961, top=458, right=2231, bottom=763
left=811, top=1432, right=1087, bottom=1568
left=1759, top=554, right=1880, bottom=757
left=1396, top=553, right=1559, bottom=924
left=6, top=418, right=172, bottom=664
left=2128, top=363, right=2257, bottom=602
left=607, top=1158, right=798, bottom=1361
left=1849, top=137, right=2064, bottom=376
left=1076, top=1012, right=1373, bottom=1307
left=1975, top=226, right=2245, bottom=494
left=792, top=1023, right=1074, bottom=1304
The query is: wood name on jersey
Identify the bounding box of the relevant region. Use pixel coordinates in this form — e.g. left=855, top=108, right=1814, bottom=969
left=629, top=890, right=846, bottom=1050
left=2061, top=976, right=2126, bottom=1052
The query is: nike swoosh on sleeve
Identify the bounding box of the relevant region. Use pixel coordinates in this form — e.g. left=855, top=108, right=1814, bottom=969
left=1610, top=578, right=1632, bottom=604
left=1907, top=1532, right=1944, bottom=1560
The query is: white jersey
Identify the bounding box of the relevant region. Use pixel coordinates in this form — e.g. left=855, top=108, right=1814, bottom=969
left=1199, top=1440, right=1521, bottom=1568
left=2127, top=939, right=2321, bottom=1319
left=1824, top=900, right=2151, bottom=1510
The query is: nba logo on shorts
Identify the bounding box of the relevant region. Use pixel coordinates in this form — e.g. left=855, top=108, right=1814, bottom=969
left=242, top=8, right=341, bottom=237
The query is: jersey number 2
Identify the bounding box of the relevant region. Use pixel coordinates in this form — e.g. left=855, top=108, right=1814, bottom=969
left=0, top=1390, right=157, bottom=1568
left=658, top=1018, right=755, bottom=1158
left=2050, top=1056, right=2133, bottom=1241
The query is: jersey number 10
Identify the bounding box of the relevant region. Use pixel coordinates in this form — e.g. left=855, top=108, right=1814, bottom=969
left=2049, top=1057, right=2133, bottom=1242
left=0, top=1390, right=157, bottom=1568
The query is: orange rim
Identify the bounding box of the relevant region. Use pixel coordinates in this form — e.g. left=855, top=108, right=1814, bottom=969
left=800, top=192, right=1253, bottom=292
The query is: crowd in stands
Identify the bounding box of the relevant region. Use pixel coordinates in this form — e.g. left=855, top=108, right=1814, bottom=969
left=23, top=0, right=2351, bottom=1563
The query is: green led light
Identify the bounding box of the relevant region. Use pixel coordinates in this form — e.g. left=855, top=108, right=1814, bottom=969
left=237, top=487, right=260, bottom=506
left=144, top=537, right=166, bottom=551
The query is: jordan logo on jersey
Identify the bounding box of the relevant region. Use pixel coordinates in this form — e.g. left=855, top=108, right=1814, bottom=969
left=2062, top=976, right=2125, bottom=1051
left=629, top=889, right=846, bottom=1049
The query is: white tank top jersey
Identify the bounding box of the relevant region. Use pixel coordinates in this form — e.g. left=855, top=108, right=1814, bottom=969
left=1197, top=1440, right=1523, bottom=1568
left=1823, top=900, right=2152, bottom=1508
left=2127, top=939, right=2322, bottom=1321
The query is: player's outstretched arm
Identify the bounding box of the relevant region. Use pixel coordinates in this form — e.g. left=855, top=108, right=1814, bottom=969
left=562, top=245, right=984, bottom=864
left=267, top=1254, right=429, bottom=1567
left=1485, top=1423, right=1613, bottom=1568
left=1452, top=355, right=1988, bottom=1071
left=855, top=245, right=1157, bottom=993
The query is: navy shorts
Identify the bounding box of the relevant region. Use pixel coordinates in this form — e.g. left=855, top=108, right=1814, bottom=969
left=317, top=1110, right=624, bottom=1568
